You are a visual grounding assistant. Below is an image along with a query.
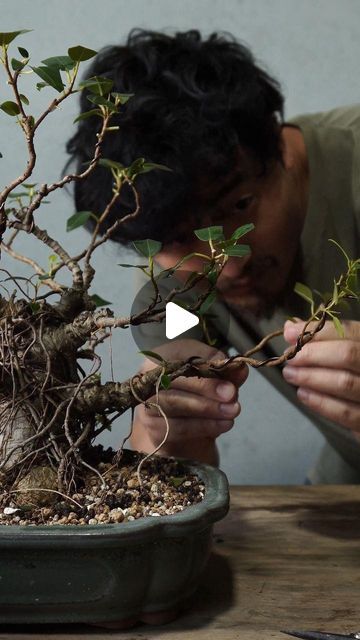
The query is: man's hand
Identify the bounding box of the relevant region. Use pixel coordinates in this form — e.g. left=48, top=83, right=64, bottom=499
left=283, top=319, right=360, bottom=433
left=131, top=338, right=248, bottom=464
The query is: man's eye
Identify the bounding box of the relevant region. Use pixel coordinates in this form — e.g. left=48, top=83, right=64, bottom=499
left=235, top=195, right=253, bottom=210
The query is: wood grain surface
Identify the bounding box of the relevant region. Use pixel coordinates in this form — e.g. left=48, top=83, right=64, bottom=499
left=1, top=485, right=360, bottom=640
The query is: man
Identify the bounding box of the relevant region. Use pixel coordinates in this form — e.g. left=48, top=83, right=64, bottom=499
left=67, top=29, right=360, bottom=482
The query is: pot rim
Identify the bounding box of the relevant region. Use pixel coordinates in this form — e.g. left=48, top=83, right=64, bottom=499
left=0, top=460, right=229, bottom=545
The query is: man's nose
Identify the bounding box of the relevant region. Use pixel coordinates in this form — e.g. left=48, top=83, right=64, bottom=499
left=220, top=256, right=249, bottom=279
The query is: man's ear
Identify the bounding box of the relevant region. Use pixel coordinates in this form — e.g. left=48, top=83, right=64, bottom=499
left=280, top=126, right=294, bottom=171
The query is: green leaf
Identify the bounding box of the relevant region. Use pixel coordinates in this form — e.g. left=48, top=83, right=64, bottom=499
left=223, top=244, right=251, bottom=257
left=194, top=226, right=224, bottom=242
left=41, top=55, right=75, bottom=70
left=29, top=301, right=41, bottom=313
left=332, top=280, right=339, bottom=305
left=11, top=57, right=26, bottom=71
left=294, top=282, right=314, bottom=304
left=98, top=158, right=124, bottom=172
left=118, top=263, right=148, bottom=269
left=332, top=316, right=345, bottom=338
left=111, top=92, right=134, bottom=104
left=19, top=93, right=29, bottom=105
left=206, top=268, right=218, bottom=285
left=0, top=101, right=21, bottom=116
left=66, top=210, right=93, bottom=231
left=8, top=192, right=29, bottom=198
left=90, top=294, right=112, bottom=307
left=133, top=239, right=162, bottom=258
left=231, top=223, right=255, bottom=240
left=68, top=45, right=97, bottom=62
left=73, top=108, right=101, bottom=123
left=125, top=157, right=171, bottom=180
left=139, top=350, right=166, bottom=363
left=31, top=65, right=64, bottom=92
left=87, top=94, right=117, bottom=111
left=169, top=476, right=186, bottom=488
left=18, top=46, right=29, bottom=58
left=0, top=30, right=32, bottom=46
left=160, top=373, right=171, bottom=390
left=78, top=76, right=114, bottom=95
left=199, top=290, right=217, bottom=314
left=38, top=273, right=50, bottom=281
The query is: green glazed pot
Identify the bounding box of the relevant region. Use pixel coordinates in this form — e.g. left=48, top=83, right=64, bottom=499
left=0, top=461, right=229, bottom=628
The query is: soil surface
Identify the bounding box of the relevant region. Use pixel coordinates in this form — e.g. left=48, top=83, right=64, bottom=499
left=0, top=449, right=205, bottom=526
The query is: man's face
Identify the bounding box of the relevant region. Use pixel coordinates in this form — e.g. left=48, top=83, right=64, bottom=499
left=158, top=143, right=307, bottom=316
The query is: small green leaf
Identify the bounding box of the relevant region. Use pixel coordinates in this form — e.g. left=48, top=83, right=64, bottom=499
left=231, top=223, right=255, bottom=240
left=41, top=55, right=75, bottom=70
left=19, top=93, right=29, bottom=105
left=206, top=268, right=218, bottom=285
left=87, top=94, right=118, bottom=111
left=98, top=158, right=124, bottom=172
left=294, top=282, right=314, bottom=304
left=18, top=46, right=29, bottom=58
left=332, top=280, right=339, bottom=305
left=66, top=210, right=93, bottom=231
left=160, top=373, right=171, bottom=390
left=29, top=301, right=40, bottom=313
left=11, top=57, right=26, bottom=71
left=68, top=45, right=97, bottom=62
left=78, top=76, right=113, bottom=95
left=133, top=239, right=162, bottom=258
left=0, top=30, right=32, bottom=46
left=194, top=226, right=224, bottom=242
left=139, top=350, right=166, bottom=363
left=0, top=101, right=21, bottom=116
left=332, top=316, right=345, bottom=338
left=118, top=263, right=148, bottom=269
left=169, top=476, right=186, bottom=488
left=125, top=157, right=171, bottom=180
left=73, top=108, right=101, bottom=123
left=8, top=192, right=29, bottom=198
left=38, top=273, right=51, bottom=281
left=32, top=65, right=64, bottom=92
left=111, top=92, right=134, bottom=104
left=90, top=294, right=112, bottom=307
left=223, top=244, right=251, bottom=257
left=199, top=290, right=217, bottom=314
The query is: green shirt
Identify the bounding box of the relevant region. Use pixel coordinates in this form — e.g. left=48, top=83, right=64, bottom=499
left=135, top=105, right=360, bottom=483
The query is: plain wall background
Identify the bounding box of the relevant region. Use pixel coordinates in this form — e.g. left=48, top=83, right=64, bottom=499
left=1, top=0, right=359, bottom=483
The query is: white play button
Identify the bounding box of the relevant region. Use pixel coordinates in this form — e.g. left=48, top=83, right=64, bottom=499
left=165, top=302, right=199, bottom=339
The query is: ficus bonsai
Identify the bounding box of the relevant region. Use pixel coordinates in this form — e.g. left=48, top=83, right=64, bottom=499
left=0, top=30, right=358, bottom=516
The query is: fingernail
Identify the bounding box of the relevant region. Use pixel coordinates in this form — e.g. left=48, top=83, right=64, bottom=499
left=282, top=366, right=297, bottom=382
left=216, top=382, right=235, bottom=401
left=297, top=387, right=309, bottom=402
left=220, top=402, right=239, bottom=416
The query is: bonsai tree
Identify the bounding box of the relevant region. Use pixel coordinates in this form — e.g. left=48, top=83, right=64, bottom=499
left=0, top=30, right=358, bottom=517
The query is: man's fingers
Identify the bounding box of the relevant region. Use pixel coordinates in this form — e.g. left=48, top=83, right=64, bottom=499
left=286, top=339, right=360, bottom=374
left=144, top=388, right=240, bottom=420
left=283, top=365, right=360, bottom=403
left=284, top=319, right=360, bottom=344
left=168, top=369, right=248, bottom=400
left=295, top=387, right=360, bottom=432
left=135, top=405, right=235, bottom=445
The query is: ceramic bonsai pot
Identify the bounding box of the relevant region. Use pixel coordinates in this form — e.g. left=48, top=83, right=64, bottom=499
left=0, top=461, right=229, bottom=628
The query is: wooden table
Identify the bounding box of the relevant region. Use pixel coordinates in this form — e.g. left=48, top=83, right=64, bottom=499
left=1, top=485, right=360, bottom=639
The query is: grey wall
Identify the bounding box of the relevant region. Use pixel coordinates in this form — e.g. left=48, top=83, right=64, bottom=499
left=1, top=0, right=359, bottom=483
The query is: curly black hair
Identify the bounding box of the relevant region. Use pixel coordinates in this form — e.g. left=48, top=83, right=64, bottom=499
left=66, top=29, right=284, bottom=246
